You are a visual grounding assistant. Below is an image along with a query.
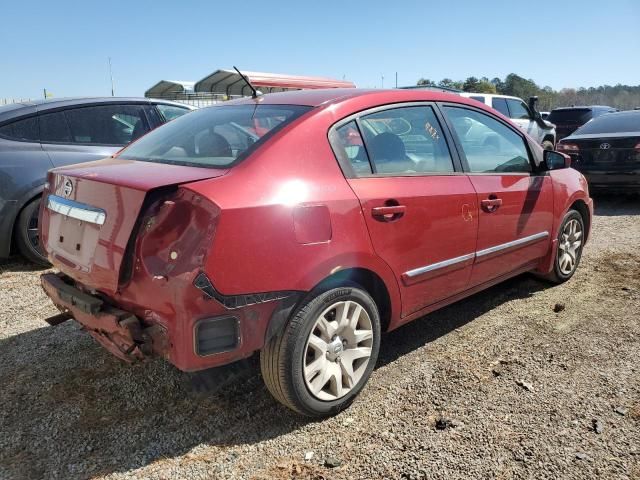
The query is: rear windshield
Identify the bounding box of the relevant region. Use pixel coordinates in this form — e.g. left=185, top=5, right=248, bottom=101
left=575, top=112, right=640, bottom=135
left=119, top=104, right=312, bottom=168
left=547, top=108, right=592, bottom=124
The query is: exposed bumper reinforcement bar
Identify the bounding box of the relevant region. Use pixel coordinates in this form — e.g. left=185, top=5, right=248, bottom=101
left=41, top=273, right=169, bottom=363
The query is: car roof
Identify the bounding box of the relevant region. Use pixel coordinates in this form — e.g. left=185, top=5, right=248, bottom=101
left=0, top=97, right=192, bottom=123
left=550, top=105, right=616, bottom=112
left=223, top=88, right=487, bottom=108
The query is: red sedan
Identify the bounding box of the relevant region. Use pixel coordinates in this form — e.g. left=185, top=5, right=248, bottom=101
left=39, top=89, right=593, bottom=417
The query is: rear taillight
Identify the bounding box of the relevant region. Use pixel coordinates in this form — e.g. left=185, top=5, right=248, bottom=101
left=634, top=142, right=640, bottom=152
left=557, top=143, right=579, bottom=152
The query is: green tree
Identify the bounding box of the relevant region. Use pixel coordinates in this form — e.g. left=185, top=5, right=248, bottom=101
left=417, top=78, right=436, bottom=86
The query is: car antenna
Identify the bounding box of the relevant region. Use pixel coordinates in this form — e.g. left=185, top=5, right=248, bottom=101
left=233, top=66, right=261, bottom=99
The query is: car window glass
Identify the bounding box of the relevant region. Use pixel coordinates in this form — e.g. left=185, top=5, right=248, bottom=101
left=444, top=106, right=531, bottom=173
left=491, top=97, right=510, bottom=117
left=119, top=105, right=311, bottom=168
left=575, top=112, right=640, bottom=134
left=506, top=99, right=531, bottom=120
left=0, top=116, right=39, bottom=142
left=64, top=105, right=148, bottom=145
left=39, top=111, right=71, bottom=143
left=358, top=106, right=455, bottom=175
left=469, top=96, right=485, bottom=104
left=156, top=104, right=190, bottom=122
left=333, top=121, right=372, bottom=176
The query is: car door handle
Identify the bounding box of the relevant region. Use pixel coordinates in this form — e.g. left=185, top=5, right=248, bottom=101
left=371, top=205, right=406, bottom=221
left=481, top=198, right=502, bottom=213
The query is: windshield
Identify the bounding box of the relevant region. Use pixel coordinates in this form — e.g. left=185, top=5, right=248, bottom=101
left=574, top=112, right=640, bottom=135
left=119, top=104, right=312, bottom=168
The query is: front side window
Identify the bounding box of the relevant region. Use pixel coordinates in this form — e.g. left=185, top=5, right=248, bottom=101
left=356, top=106, right=454, bottom=175
left=64, top=105, right=149, bottom=145
left=506, top=99, right=531, bottom=120
left=0, top=116, right=39, bottom=142
left=444, top=106, right=531, bottom=173
left=156, top=104, right=191, bottom=122
left=119, top=104, right=311, bottom=168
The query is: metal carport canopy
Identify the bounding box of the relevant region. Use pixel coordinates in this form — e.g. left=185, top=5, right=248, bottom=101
left=194, top=70, right=355, bottom=96
left=145, top=80, right=195, bottom=98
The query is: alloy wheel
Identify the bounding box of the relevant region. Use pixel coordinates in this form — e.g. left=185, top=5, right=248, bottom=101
left=303, top=300, right=374, bottom=401
left=558, top=218, right=583, bottom=275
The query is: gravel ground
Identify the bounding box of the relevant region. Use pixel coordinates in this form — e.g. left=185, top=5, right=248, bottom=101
left=1, top=196, right=639, bottom=480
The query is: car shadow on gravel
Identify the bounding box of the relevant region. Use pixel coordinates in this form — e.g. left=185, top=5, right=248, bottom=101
left=0, top=255, right=49, bottom=274
left=0, top=273, right=551, bottom=480
left=592, top=193, right=640, bottom=216
left=377, top=273, right=548, bottom=368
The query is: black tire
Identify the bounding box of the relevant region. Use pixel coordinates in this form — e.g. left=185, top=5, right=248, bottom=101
left=14, top=197, right=50, bottom=267
left=260, top=285, right=381, bottom=417
left=542, top=140, right=554, bottom=151
left=540, top=209, right=585, bottom=284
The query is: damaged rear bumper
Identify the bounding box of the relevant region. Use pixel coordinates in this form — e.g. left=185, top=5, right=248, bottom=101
left=40, top=273, right=169, bottom=362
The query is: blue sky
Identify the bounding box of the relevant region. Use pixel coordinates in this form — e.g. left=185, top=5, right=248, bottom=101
left=1, top=0, right=639, bottom=100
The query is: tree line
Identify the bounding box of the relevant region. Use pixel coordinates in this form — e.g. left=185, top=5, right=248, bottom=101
left=416, top=74, right=640, bottom=111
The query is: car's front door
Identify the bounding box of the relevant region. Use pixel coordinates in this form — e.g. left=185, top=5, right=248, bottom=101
left=330, top=104, right=479, bottom=318
left=441, top=104, right=554, bottom=286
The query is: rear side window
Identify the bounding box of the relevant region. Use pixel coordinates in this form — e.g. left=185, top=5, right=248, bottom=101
left=444, top=106, right=531, bottom=173
left=119, top=104, right=311, bottom=168
left=358, top=106, right=455, bottom=175
left=64, top=105, right=149, bottom=145
left=333, top=121, right=372, bottom=176
left=39, top=111, right=71, bottom=143
left=156, top=104, right=191, bottom=122
left=469, top=96, right=485, bottom=104
left=0, top=116, right=39, bottom=142
left=491, top=97, right=510, bottom=117
left=506, top=99, right=531, bottom=120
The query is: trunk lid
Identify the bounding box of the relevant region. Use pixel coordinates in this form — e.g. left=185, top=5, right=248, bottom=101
left=569, top=134, right=640, bottom=171
left=42, top=158, right=227, bottom=295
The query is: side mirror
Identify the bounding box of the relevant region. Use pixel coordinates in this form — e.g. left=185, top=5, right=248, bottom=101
left=544, top=150, right=571, bottom=170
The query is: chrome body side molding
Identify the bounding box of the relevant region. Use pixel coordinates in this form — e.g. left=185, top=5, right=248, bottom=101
left=402, top=231, right=550, bottom=285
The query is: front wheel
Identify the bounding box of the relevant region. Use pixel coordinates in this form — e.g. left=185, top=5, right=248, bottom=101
left=542, top=140, right=554, bottom=151
left=15, top=197, right=50, bottom=267
left=542, top=209, right=585, bottom=284
left=260, top=285, right=381, bottom=417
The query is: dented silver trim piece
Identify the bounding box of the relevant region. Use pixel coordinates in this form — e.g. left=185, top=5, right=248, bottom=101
left=404, top=231, right=550, bottom=278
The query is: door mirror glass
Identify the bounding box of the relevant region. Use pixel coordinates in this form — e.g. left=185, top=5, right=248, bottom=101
left=544, top=150, right=571, bottom=170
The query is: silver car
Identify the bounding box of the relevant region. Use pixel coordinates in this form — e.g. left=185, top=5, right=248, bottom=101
left=0, top=97, right=193, bottom=265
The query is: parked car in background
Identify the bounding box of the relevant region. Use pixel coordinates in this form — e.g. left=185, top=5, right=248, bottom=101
left=39, top=88, right=592, bottom=417
left=557, top=110, right=640, bottom=192
left=0, top=97, right=193, bottom=265
left=547, top=106, right=617, bottom=140
left=460, top=93, right=556, bottom=150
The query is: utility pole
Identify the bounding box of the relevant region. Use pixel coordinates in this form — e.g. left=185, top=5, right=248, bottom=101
left=395, top=72, right=398, bottom=88
left=381, top=74, right=384, bottom=89
left=108, top=57, right=115, bottom=96
left=43, top=88, right=47, bottom=99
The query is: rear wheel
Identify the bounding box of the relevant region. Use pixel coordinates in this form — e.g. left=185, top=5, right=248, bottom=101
left=260, top=285, right=381, bottom=417
left=542, top=209, right=585, bottom=284
left=15, top=197, right=50, bottom=267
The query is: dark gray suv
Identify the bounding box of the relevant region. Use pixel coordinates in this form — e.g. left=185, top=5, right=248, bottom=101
left=0, top=97, right=193, bottom=265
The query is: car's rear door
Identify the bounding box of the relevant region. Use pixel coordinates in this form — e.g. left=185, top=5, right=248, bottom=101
left=39, top=103, right=155, bottom=167
left=330, top=103, right=478, bottom=318
left=440, top=103, right=554, bottom=286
